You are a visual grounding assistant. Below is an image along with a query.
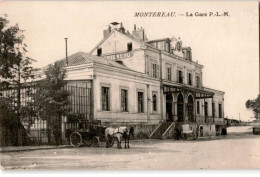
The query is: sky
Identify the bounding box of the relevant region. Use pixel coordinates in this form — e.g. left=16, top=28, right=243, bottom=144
left=0, top=1, right=259, bottom=121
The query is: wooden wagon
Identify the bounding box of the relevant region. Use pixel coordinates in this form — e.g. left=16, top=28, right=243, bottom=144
left=65, top=120, right=114, bottom=147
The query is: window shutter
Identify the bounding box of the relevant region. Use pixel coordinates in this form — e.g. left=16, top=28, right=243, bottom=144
left=151, top=63, right=153, bottom=77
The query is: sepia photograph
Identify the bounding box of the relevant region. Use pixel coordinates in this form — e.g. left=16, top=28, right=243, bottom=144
left=0, top=0, right=259, bottom=171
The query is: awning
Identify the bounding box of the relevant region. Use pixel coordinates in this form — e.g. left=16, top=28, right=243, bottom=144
left=163, top=84, right=214, bottom=99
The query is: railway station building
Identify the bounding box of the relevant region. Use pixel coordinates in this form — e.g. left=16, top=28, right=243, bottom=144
left=0, top=22, right=226, bottom=143
left=64, top=23, right=225, bottom=139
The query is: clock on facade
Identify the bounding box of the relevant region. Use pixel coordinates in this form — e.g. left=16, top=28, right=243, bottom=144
left=176, top=41, right=182, bottom=51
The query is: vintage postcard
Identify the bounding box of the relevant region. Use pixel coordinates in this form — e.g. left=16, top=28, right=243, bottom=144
left=0, top=0, right=259, bottom=171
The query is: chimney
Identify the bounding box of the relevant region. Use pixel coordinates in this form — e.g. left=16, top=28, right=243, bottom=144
left=103, top=25, right=111, bottom=38
left=118, top=22, right=125, bottom=33
left=132, top=25, right=148, bottom=41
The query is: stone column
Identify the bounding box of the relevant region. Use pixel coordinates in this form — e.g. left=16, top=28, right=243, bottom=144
left=184, top=92, right=188, bottom=123
left=173, top=93, right=178, bottom=122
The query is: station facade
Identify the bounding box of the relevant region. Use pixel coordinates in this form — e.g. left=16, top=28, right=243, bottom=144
left=64, top=23, right=225, bottom=137
left=0, top=22, right=226, bottom=142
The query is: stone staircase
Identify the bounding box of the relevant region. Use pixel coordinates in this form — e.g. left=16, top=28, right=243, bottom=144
left=149, top=122, right=175, bottom=139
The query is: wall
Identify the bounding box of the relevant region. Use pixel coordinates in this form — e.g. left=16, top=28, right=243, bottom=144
left=93, top=63, right=161, bottom=125
left=90, top=30, right=146, bottom=73
left=161, top=52, right=203, bottom=86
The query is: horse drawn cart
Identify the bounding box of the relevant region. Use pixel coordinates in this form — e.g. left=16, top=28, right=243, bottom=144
left=65, top=120, right=114, bottom=147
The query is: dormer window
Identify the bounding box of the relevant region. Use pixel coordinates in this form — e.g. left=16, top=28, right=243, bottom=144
left=97, top=48, right=102, bottom=56
left=165, top=42, right=170, bottom=53
left=127, top=42, right=132, bottom=52
left=187, top=51, right=191, bottom=61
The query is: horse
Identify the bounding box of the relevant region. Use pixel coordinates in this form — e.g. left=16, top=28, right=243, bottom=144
left=105, top=126, right=134, bottom=149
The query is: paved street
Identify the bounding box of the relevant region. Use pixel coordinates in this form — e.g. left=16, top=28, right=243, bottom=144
left=1, top=126, right=260, bottom=170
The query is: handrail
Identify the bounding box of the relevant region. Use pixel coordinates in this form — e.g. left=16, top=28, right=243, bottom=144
left=162, top=122, right=175, bottom=138
left=149, top=123, right=162, bottom=138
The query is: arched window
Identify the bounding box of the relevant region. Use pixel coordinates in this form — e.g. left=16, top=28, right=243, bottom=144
left=152, top=94, right=157, bottom=111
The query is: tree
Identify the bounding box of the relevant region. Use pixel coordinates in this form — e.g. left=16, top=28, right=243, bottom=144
left=34, top=63, right=70, bottom=145
left=0, top=97, right=28, bottom=146
left=246, top=94, right=260, bottom=120
left=0, top=14, right=39, bottom=126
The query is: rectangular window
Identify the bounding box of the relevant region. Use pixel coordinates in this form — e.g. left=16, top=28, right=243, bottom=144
left=187, top=51, right=191, bottom=60
left=167, top=66, right=171, bottom=81
left=165, top=42, right=170, bottom=52
left=97, top=48, right=102, bottom=56
left=205, top=102, right=208, bottom=117
left=178, top=70, right=183, bottom=83
left=101, top=87, right=109, bottom=111
left=121, top=89, right=128, bottom=112
left=152, top=94, right=157, bottom=111
left=127, top=42, right=132, bottom=52
left=137, top=92, right=144, bottom=113
left=152, top=64, right=159, bottom=78
left=212, top=102, right=215, bottom=117
left=197, top=101, right=200, bottom=114
left=188, top=73, right=192, bottom=85
left=219, top=103, right=222, bottom=118
left=196, top=76, right=200, bottom=87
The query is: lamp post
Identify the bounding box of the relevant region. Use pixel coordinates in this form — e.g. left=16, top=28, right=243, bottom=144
left=65, top=38, right=68, bottom=66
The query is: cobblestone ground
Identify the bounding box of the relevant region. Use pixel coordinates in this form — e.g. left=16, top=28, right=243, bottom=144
left=1, top=126, right=259, bottom=170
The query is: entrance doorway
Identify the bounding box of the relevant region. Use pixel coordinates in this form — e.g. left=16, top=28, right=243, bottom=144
left=166, top=93, right=173, bottom=122
left=177, top=94, right=184, bottom=122
left=187, top=95, right=194, bottom=122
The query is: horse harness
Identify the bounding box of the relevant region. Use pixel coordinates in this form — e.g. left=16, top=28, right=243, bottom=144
left=113, top=127, right=128, bottom=136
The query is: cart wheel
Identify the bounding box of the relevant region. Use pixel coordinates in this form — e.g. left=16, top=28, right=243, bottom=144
left=83, top=137, right=93, bottom=146
left=106, top=136, right=114, bottom=148
left=92, top=136, right=100, bottom=147
left=70, top=132, right=82, bottom=147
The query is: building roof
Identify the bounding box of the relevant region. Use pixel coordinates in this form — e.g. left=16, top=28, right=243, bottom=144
left=147, top=38, right=171, bottom=43
left=55, top=51, right=133, bottom=71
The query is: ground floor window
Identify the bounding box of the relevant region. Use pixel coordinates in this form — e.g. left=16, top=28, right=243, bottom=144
left=137, top=92, right=144, bottom=113
left=205, top=101, right=208, bottom=117
left=101, top=87, right=110, bottom=111
left=197, top=101, right=200, bottom=114
left=212, top=102, right=215, bottom=117
left=121, top=89, right=128, bottom=112
left=219, top=103, right=222, bottom=118
left=152, top=94, right=157, bottom=111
